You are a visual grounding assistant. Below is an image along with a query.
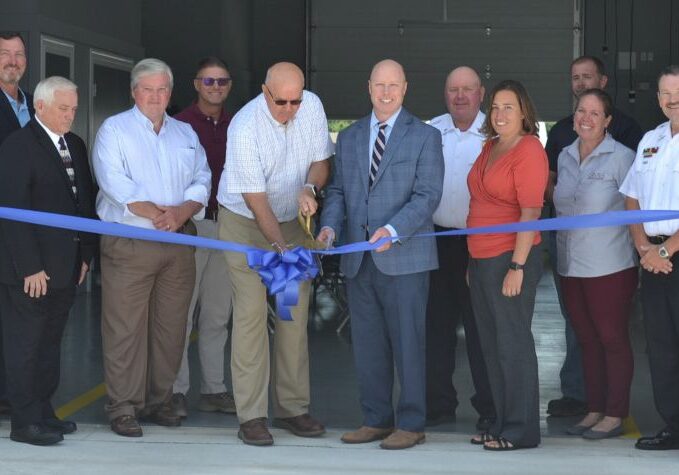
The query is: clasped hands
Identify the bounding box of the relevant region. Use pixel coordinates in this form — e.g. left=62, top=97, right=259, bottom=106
left=638, top=243, right=673, bottom=274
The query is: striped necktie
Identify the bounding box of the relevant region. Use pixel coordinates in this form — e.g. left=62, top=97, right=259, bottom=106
left=369, top=122, right=388, bottom=188
left=58, top=137, right=78, bottom=197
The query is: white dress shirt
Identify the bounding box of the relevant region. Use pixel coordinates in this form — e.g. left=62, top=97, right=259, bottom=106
left=429, top=111, right=485, bottom=228
left=620, top=121, right=679, bottom=236
left=92, top=106, right=211, bottom=229
left=218, top=90, right=334, bottom=222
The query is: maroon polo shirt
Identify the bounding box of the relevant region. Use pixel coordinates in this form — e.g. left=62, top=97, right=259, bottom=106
left=174, top=103, right=232, bottom=218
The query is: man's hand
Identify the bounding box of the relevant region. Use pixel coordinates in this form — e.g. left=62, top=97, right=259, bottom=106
left=502, top=269, right=524, bottom=297
left=639, top=244, right=673, bottom=274
left=316, top=227, right=335, bottom=248
left=24, top=270, right=50, bottom=298
left=298, top=187, right=318, bottom=217
left=153, top=205, right=188, bottom=232
left=78, top=262, right=89, bottom=285
left=369, top=227, right=393, bottom=253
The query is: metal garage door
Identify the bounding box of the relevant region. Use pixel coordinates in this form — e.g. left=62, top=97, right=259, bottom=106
left=308, top=0, right=580, bottom=121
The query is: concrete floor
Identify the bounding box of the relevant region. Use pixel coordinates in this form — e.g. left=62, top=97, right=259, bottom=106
left=0, top=251, right=673, bottom=473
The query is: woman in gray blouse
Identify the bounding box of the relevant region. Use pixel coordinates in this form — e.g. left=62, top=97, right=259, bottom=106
left=553, top=89, right=637, bottom=440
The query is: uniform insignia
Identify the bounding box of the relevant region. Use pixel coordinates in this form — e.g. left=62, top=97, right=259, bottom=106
left=642, top=147, right=659, bottom=158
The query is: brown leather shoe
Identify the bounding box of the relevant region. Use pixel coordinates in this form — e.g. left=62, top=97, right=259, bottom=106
left=139, top=404, right=181, bottom=427
left=110, top=415, right=143, bottom=437
left=341, top=426, right=394, bottom=444
left=238, top=417, right=274, bottom=446
left=273, top=413, right=325, bottom=437
left=380, top=429, right=426, bottom=450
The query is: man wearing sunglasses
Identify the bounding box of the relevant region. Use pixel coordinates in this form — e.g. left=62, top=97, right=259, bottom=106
left=217, top=62, right=333, bottom=446
left=170, top=57, right=236, bottom=420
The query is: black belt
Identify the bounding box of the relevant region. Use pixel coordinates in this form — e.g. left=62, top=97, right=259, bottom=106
left=648, top=235, right=671, bottom=244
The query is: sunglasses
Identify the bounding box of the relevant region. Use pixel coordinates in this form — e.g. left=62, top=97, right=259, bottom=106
left=196, top=77, right=231, bottom=87
left=264, top=84, right=303, bottom=106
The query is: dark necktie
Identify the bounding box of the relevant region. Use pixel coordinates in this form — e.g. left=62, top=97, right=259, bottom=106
left=369, top=122, right=388, bottom=188
left=58, top=137, right=78, bottom=197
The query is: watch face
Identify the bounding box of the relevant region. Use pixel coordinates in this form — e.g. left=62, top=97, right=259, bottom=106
left=659, top=246, right=670, bottom=258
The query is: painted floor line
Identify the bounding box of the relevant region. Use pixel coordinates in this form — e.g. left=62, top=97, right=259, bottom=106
left=55, top=331, right=200, bottom=419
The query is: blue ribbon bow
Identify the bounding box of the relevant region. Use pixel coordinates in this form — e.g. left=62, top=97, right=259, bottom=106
left=246, top=247, right=319, bottom=321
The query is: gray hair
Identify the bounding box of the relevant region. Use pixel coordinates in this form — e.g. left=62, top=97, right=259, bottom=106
left=131, top=58, right=173, bottom=90
left=33, top=76, right=77, bottom=106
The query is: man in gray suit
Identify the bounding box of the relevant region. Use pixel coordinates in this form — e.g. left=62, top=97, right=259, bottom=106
left=318, top=59, right=443, bottom=450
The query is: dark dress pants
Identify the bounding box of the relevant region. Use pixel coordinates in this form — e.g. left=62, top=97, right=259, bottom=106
left=0, top=282, right=76, bottom=430
left=346, top=253, right=429, bottom=432
left=640, top=260, right=679, bottom=433
left=426, top=230, right=495, bottom=419
left=469, top=249, right=542, bottom=447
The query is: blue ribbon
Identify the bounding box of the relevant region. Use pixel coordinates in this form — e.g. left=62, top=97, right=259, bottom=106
left=3, top=206, right=679, bottom=319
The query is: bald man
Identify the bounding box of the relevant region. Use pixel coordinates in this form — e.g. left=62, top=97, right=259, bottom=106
left=425, top=67, right=496, bottom=431
left=319, top=59, right=443, bottom=449
left=217, top=62, right=333, bottom=446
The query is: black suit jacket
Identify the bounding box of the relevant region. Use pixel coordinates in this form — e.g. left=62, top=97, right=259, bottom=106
left=0, top=88, right=34, bottom=146
left=0, top=119, right=97, bottom=288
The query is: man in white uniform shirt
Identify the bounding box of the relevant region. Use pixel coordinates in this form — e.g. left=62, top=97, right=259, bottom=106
left=93, top=58, right=211, bottom=438
left=426, top=66, right=495, bottom=431
left=621, top=65, right=679, bottom=451
left=217, top=62, right=332, bottom=446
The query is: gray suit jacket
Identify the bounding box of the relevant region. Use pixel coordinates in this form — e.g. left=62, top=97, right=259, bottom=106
left=321, top=108, right=444, bottom=278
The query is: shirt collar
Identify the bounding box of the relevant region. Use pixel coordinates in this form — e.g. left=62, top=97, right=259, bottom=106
left=565, top=133, right=616, bottom=161
left=188, top=102, right=229, bottom=125
left=370, top=107, right=402, bottom=130
left=437, top=110, right=485, bottom=136
left=2, top=87, right=28, bottom=109
left=34, top=115, right=63, bottom=149
left=132, top=105, right=168, bottom=133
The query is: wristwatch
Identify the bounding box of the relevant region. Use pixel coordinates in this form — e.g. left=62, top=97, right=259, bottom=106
left=658, top=245, right=670, bottom=259
left=304, top=183, right=318, bottom=198
left=508, top=261, right=525, bottom=271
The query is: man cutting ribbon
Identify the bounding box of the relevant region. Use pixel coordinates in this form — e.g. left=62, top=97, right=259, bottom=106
left=216, top=61, right=333, bottom=446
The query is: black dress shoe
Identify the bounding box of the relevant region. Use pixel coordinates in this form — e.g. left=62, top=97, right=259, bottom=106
left=10, top=424, right=63, bottom=446
left=476, top=416, right=496, bottom=431
left=546, top=397, right=587, bottom=417
left=635, top=429, right=679, bottom=450
left=44, top=418, right=77, bottom=434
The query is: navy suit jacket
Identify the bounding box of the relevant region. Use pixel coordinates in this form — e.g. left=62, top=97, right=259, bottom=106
left=321, top=108, right=444, bottom=278
left=0, top=88, right=34, bottom=146
left=0, top=119, right=97, bottom=288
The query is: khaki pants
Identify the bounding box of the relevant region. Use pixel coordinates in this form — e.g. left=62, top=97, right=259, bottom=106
left=100, top=236, right=195, bottom=420
left=219, top=207, right=311, bottom=423
left=174, top=219, right=233, bottom=395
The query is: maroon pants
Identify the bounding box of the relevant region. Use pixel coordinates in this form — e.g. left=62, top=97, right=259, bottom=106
left=560, top=267, right=638, bottom=417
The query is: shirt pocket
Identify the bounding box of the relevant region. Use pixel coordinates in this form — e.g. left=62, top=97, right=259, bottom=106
left=175, top=147, right=196, bottom=182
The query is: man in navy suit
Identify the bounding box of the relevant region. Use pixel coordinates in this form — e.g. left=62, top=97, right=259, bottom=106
left=319, top=59, right=443, bottom=450
left=0, top=31, right=34, bottom=415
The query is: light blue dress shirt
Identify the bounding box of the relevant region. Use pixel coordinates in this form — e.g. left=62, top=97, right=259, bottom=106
left=3, top=88, right=30, bottom=127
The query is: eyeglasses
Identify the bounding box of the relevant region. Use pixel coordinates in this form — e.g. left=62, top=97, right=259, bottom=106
left=264, top=84, right=303, bottom=106
left=196, top=77, right=231, bottom=87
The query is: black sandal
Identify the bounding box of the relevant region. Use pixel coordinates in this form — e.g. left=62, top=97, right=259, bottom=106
left=470, top=432, right=496, bottom=445
left=483, top=436, right=537, bottom=451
